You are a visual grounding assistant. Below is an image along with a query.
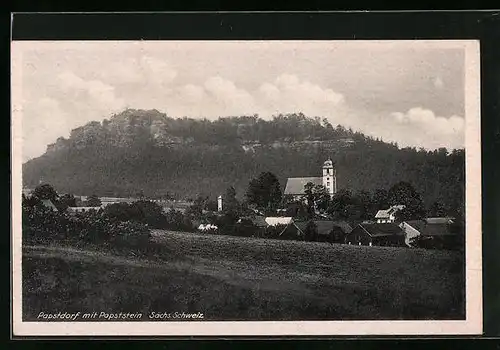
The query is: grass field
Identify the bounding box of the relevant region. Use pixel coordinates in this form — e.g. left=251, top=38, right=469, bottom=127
left=22, top=230, right=465, bottom=321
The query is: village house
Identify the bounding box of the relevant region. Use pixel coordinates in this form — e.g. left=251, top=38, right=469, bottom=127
left=374, top=205, right=405, bottom=223
left=345, top=223, right=407, bottom=247
left=40, top=199, right=58, bottom=212
left=399, top=217, right=463, bottom=249
left=284, top=159, right=337, bottom=201
left=265, top=217, right=304, bottom=238
left=296, top=220, right=353, bottom=243
left=236, top=215, right=268, bottom=236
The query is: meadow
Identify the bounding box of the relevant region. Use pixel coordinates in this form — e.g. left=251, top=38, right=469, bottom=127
left=22, top=230, right=465, bottom=321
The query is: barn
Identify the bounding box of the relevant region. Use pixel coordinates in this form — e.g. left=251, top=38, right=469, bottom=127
left=345, top=223, right=406, bottom=247
left=295, top=220, right=353, bottom=243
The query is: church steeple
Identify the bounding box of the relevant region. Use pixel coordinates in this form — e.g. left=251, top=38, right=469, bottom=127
left=322, top=159, right=337, bottom=196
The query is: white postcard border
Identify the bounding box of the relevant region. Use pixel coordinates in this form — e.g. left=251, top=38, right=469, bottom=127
left=11, top=39, right=482, bottom=336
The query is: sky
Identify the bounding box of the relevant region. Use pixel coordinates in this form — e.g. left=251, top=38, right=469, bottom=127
left=13, top=41, right=470, bottom=162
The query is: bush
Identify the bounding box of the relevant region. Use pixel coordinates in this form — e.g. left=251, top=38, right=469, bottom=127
left=234, top=219, right=258, bottom=237
left=22, top=204, right=151, bottom=247
left=163, top=208, right=194, bottom=231
left=215, top=212, right=239, bottom=235
left=102, top=200, right=194, bottom=231
left=103, top=203, right=139, bottom=222
left=107, top=220, right=151, bottom=248
left=22, top=204, right=68, bottom=243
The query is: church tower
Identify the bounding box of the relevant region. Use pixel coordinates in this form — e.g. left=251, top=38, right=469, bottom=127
left=322, top=159, right=337, bottom=197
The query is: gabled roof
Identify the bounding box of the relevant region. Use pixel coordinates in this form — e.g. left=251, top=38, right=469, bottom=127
left=332, top=221, right=353, bottom=234
left=41, top=199, right=58, bottom=212
left=295, top=220, right=353, bottom=236
left=424, top=217, right=455, bottom=224
left=265, top=217, right=294, bottom=226
left=375, top=205, right=405, bottom=218
left=284, top=177, right=322, bottom=195
left=252, top=216, right=268, bottom=227
left=375, top=209, right=391, bottom=219
left=391, top=204, right=406, bottom=211
left=404, top=220, right=455, bottom=237
left=313, top=220, right=353, bottom=235
left=357, top=223, right=405, bottom=237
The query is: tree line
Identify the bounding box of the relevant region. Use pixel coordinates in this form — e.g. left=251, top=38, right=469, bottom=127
left=23, top=109, right=464, bottom=223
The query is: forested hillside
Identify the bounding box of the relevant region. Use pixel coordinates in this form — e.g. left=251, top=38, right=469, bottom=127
left=22, top=109, right=465, bottom=214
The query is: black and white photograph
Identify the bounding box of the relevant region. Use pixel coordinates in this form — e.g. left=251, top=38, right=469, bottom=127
left=11, top=39, right=482, bottom=336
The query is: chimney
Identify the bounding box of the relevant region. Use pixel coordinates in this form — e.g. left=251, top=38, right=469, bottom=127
left=217, top=195, right=223, bottom=212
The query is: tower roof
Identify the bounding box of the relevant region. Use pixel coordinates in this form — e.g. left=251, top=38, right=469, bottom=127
left=323, top=159, right=334, bottom=167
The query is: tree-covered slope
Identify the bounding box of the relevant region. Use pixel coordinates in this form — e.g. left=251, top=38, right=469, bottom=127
left=22, top=109, right=464, bottom=213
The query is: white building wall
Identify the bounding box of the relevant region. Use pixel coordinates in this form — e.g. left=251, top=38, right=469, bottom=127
left=217, top=195, right=223, bottom=212
left=399, top=222, right=421, bottom=247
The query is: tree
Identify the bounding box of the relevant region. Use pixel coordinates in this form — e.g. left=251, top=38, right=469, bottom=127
left=328, top=189, right=353, bottom=220
left=303, top=183, right=330, bottom=218
left=204, top=199, right=218, bottom=212
left=235, top=218, right=257, bottom=237
left=185, top=196, right=206, bottom=220
left=245, top=172, right=282, bottom=214
left=164, top=208, right=193, bottom=231
left=87, top=194, right=102, bottom=207
left=304, top=182, right=316, bottom=218
left=130, top=200, right=166, bottom=228
left=356, top=190, right=373, bottom=220
left=372, top=189, right=389, bottom=211
left=313, top=184, right=331, bottom=212
left=22, top=193, right=40, bottom=208
left=223, top=186, right=239, bottom=215
left=216, top=212, right=239, bottom=235
left=427, top=201, right=447, bottom=217
left=304, top=220, right=318, bottom=242
left=33, top=184, right=58, bottom=202
left=388, top=181, right=425, bottom=221
left=103, top=203, right=133, bottom=222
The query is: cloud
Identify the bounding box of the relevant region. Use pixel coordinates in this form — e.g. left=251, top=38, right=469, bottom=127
left=388, top=107, right=464, bottom=149
left=21, top=71, right=130, bottom=160
left=22, top=68, right=464, bottom=162
left=178, top=84, right=207, bottom=102
left=203, top=76, right=256, bottom=113
left=168, top=76, right=258, bottom=117
left=138, top=56, right=178, bottom=87
left=258, top=74, right=345, bottom=116
left=58, top=71, right=125, bottom=112
left=98, top=56, right=178, bottom=89
left=391, top=107, right=464, bottom=134
left=167, top=74, right=347, bottom=120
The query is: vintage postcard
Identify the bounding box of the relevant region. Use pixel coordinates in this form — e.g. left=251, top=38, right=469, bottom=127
left=11, top=40, right=482, bottom=336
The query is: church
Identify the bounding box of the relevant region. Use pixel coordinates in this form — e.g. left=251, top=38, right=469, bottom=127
left=284, top=159, right=337, bottom=200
